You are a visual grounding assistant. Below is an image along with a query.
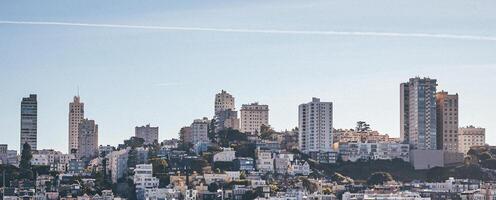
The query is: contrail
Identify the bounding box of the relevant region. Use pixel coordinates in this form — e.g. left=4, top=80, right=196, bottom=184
left=1, top=20, right=496, bottom=42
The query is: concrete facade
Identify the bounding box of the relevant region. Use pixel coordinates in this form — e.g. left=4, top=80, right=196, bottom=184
left=20, top=94, right=37, bottom=151
left=298, top=97, right=333, bottom=153
left=410, top=149, right=444, bottom=170
left=68, top=96, right=84, bottom=153
left=135, top=124, right=159, bottom=145
left=458, top=126, right=486, bottom=154
left=240, top=102, right=269, bottom=134
left=78, top=119, right=98, bottom=162
left=436, top=91, right=459, bottom=152
left=401, top=77, right=438, bottom=150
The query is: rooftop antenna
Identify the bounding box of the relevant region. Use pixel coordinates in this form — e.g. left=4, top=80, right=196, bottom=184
left=77, top=85, right=80, bottom=97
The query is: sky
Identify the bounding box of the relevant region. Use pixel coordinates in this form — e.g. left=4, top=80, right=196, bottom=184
left=1, top=0, right=495, bottom=153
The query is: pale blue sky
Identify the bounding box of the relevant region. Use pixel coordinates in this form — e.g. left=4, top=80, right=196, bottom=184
left=1, top=0, right=495, bottom=153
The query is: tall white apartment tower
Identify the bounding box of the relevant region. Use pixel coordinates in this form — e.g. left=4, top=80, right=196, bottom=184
left=240, top=103, right=269, bottom=134
left=20, top=94, right=37, bottom=151
left=436, top=91, right=459, bottom=152
left=298, top=98, right=333, bottom=154
left=69, top=96, right=84, bottom=153
left=400, top=77, right=438, bottom=150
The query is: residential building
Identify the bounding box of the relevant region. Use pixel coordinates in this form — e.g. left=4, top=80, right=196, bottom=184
left=134, top=164, right=159, bottom=190
left=214, top=90, right=239, bottom=131
left=240, top=102, right=269, bottom=134
left=190, top=118, right=209, bottom=144
left=338, top=142, right=410, bottom=162
left=214, top=90, right=235, bottom=115
left=20, top=94, right=37, bottom=151
left=107, top=149, right=128, bottom=183
left=401, top=77, right=438, bottom=150
left=135, top=124, right=159, bottom=145
left=256, top=148, right=274, bottom=172
left=77, top=119, right=98, bottom=163
left=233, top=157, right=255, bottom=171
left=458, top=126, right=486, bottom=154
left=0, top=144, right=7, bottom=164
left=436, top=91, right=459, bottom=152
left=298, top=97, right=333, bottom=154
left=68, top=96, right=84, bottom=153
left=213, top=148, right=236, bottom=162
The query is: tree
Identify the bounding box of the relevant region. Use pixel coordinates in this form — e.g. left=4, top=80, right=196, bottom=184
left=480, top=152, right=492, bottom=162
left=367, top=172, right=394, bottom=186
left=19, top=142, right=33, bottom=180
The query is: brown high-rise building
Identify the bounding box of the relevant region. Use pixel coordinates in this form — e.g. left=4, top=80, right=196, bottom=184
left=436, top=91, right=459, bottom=152
left=69, top=96, right=84, bottom=153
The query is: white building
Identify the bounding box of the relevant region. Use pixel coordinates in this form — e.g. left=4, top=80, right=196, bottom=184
left=298, top=98, right=333, bottom=154
left=135, top=124, right=159, bottom=145
left=213, top=148, right=236, bottom=162
left=68, top=96, right=84, bottom=153
left=31, top=154, right=49, bottom=166
left=288, top=160, right=311, bottom=176
left=458, top=126, right=486, bottom=154
left=190, top=118, right=209, bottom=144
left=240, top=103, right=269, bottom=134
left=338, top=142, right=410, bottom=162
left=134, top=164, right=159, bottom=189
left=107, top=149, right=128, bottom=183
left=256, top=148, right=274, bottom=172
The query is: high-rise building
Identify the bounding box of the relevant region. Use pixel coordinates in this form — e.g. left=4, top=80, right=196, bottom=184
left=20, top=94, right=37, bottom=151
left=77, top=119, right=98, bottom=162
left=400, top=77, right=438, bottom=150
left=135, top=124, right=159, bottom=145
left=68, top=96, right=85, bottom=153
left=436, top=91, right=459, bottom=152
left=214, top=90, right=239, bottom=132
left=190, top=118, right=209, bottom=144
left=240, top=103, right=269, bottom=134
left=214, top=90, right=235, bottom=115
left=298, top=98, right=333, bottom=154
left=458, top=126, right=486, bottom=154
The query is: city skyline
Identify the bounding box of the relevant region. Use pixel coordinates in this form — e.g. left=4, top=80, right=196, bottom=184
left=1, top=0, right=495, bottom=152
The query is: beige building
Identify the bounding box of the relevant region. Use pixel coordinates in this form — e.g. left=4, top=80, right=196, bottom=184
left=214, top=90, right=235, bottom=115
left=240, top=103, right=269, bottom=134
left=436, top=91, right=459, bottom=152
left=135, top=124, right=159, bottom=145
left=69, top=96, right=84, bottom=153
left=78, top=119, right=98, bottom=162
left=190, top=118, right=209, bottom=144
left=214, top=90, right=239, bottom=131
left=458, top=126, right=486, bottom=154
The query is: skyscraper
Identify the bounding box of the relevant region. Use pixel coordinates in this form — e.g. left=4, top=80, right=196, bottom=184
left=69, top=96, right=84, bottom=153
left=214, top=90, right=239, bottom=132
left=298, top=97, right=333, bottom=154
left=135, top=124, right=159, bottom=145
left=400, top=77, right=438, bottom=150
left=436, top=91, right=459, bottom=152
left=240, top=102, right=269, bottom=134
left=77, top=119, right=98, bottom=162
left=20, top=94, right=37, bottom=151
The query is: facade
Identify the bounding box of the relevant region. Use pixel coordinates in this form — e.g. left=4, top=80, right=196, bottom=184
left=458, top=126, right=486, bottom=154
left=401, top=77, right=438, bottom=150
left=298, top=97, right=333, bottom=154
left=20, top=94, right=38, bottom=151
left=410, top=149, right=444, bottom=170
left=135, top=124, right=159, bottom=145
left=240, top=103, right=269, bottom=134
left=68, top=96, right=84, bottom=153
left=338, top=142, right=410, bottom=162
left=436, top=91, right=459, bottom=152
left=78, top=119, right=98, bottom=162
left=190, top=118, right=209, bottom=144
left=213, top=148, right=236, bottom=162
left=233, top=157, right=255, bottom=171
left=214, top=90, right=235, bottom=115
left=134, top=164, right=159, bottom=193
left=214, top=90, right=239, bottom=132
left=107, top=149, right=128, bottom=183
left=256, top=148, right=274, bottom=172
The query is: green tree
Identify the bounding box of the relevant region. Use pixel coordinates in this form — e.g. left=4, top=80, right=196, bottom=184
left=367, top=172, right=394, bottom=186
left=480, top=152, right=492, bottom=162
left=19, top=142, right=33, bottom=180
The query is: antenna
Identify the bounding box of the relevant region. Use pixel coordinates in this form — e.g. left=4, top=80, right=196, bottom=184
left=77, top=86, right=80, bottom=97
